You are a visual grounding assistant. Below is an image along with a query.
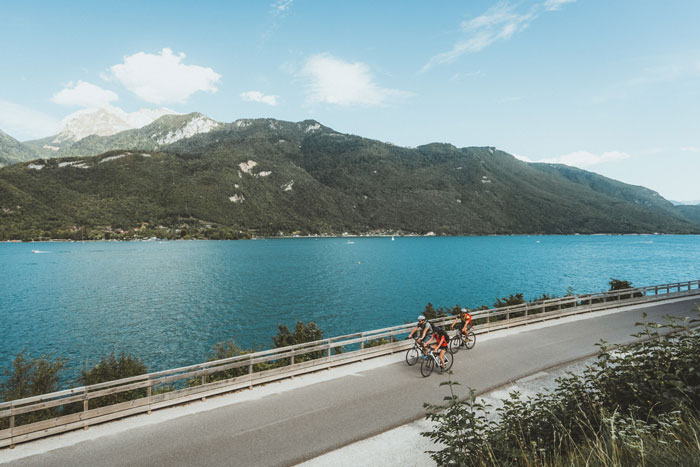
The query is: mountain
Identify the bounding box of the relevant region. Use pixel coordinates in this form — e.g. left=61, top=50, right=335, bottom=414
left=23, top=106, right=178, bottom=157
left=0, top=117, right=698, bottom=240
left=0, top=129, right=37, bottom=167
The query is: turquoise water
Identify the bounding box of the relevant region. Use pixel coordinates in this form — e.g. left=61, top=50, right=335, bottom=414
left=2, top=235, right=699, bottom=382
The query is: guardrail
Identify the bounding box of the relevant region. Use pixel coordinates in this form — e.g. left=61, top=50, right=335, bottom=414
left=2, top=279, right=699, bottom=448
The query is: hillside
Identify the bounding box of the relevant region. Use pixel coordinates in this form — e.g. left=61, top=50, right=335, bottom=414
left=0, top=117, right=698, bottom=240
left=0, top=130, right=37, bottom=167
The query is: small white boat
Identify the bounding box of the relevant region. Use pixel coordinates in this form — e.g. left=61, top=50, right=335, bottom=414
left=391, top=236, right=395, bottom=241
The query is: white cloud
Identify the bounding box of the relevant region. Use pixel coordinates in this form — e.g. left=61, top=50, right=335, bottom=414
left=544, top=0, right=576, bottom=11
left=240, top=91, right=278, bottom=106
left=271, top=0, right=293, bottom=15
left=512, top=153, right=533, bottom=162
left=423, top=1, right=573, bottom=71
left=300, top=53, right=411, bottom=106
left=680, top=146, right=700, bottom=153
left=51, top=81, right=119, bottom=108
left=542, top=150, right=631, bottom=167
left=0, top=99, right=60, bottom=140
left=108, top=48, right=221, bottom=104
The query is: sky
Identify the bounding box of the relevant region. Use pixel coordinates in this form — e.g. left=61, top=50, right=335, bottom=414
left=1, top=0, right=699, bottom=201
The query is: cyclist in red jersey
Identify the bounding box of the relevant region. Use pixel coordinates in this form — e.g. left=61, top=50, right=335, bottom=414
left=424, top=328, right=449, bottom=369
left=450, top=307, right=472, bottom=339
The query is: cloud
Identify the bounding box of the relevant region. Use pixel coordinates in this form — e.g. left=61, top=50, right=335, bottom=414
left=271, top=0, right=294, bottom=15
left=108, top=48, right=221, bottom=104
left=422, top=1, right=573, bottom=71
left=51, top=81, right=119, bottom=108
left=680, top=146, right=700, bottom=153
left=240, top=91, right=278, bottom=106
left=300, top=53, right=411, bottom=106
left=543, top=0, right=576, bottom=11
left=542, top=150, right=631, bottom=167
left=512, top=152, right=533, bottom=162
left=0, top=99, right=60, bottom=140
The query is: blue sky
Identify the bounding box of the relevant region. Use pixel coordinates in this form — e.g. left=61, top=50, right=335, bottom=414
left=1, top=0, right=699, bottom=200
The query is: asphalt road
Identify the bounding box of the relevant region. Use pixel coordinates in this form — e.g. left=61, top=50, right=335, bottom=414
left=3, top=297, right=699, bottom=467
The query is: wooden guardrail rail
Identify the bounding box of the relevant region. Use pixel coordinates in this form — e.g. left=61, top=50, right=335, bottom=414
left=1, top=279, right=699, bottom=448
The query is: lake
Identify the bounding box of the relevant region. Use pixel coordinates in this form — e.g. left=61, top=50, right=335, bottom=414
left=2, top=235, right=699, bottom=382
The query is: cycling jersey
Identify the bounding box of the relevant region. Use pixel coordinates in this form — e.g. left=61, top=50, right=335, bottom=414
left=435, top=334, right=448, bottom=348
left=460, top=313, right=472, bottom=326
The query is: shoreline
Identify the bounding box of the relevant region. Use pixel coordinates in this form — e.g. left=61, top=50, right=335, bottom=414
left=2, top=232, right=696, bottom=243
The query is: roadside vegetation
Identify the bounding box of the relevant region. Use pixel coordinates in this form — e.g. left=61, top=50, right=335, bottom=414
left=422, top=310, right=700, bottom=466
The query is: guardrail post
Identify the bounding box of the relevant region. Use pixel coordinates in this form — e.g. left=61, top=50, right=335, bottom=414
left=9, top=405, right=14, bottom=449
left=327, top=340, right=332, bottom=370
left=147, top=379, right=152, bottom=414
left=248, top=355, right=253, bottom=389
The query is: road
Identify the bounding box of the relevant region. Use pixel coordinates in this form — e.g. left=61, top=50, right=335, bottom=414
left=2, top=296, right=699, bottom=467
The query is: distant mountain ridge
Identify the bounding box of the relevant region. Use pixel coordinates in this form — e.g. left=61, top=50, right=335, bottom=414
left=0, top=130, right=36, bottom=166
left=22, top=106, right=178, bottom=157
left=0, top=116, right=698, bottom=240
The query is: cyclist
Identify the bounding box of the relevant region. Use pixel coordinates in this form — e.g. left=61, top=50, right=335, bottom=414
left=450, top=307, right=473, bottom=339
left=424, top=326, right=449, bottom=369
left=408, top=315, right=433, bottom=351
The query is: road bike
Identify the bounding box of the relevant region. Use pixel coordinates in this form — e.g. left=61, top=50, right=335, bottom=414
left=420, top=346, right=454, bottom=377
left=449, top=327, right=476, bottom=353
left=405, top=338, right=425, bottom=366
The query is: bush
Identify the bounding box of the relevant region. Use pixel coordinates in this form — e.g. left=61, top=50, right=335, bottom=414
left=273, top=321, right=324, bottom=364
left=0, top=351, right=66, bottom=428
left=79, top=352, right=148, bottom=408
left=188, top=340, right=271, bottom=387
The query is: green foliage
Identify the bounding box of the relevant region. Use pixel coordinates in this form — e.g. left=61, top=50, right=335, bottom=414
left=272, top=321, right=324, bottom=364
left=364, top=336, right=398, bottom=348
left=0, top=351, right=66, bottom=428
left=608, top=278, right=633, bottom=290
left=423, top=382, right=494, bottom=465
left=493, top=293, right=525, bottom=308
left=79, top=352, right=148, bottom=408
left=422, top=311, right=700, bottom=466
left=188, top=340, right=258, bottom=387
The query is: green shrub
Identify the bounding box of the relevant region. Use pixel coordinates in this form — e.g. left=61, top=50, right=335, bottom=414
left=273, top=321, right=324, bottom=365
left=79, top=352, right=148, bottom=408
left=0, top=351, right=66, bottom=428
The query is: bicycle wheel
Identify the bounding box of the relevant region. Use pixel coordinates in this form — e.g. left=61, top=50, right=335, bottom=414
left=449, top=335, right=462, bottom=353
left=443, top=350, right=454, bottom=371
left=420, top=356, right=434, bottom=377
left=465, top=331, right=476, bottom=349
left=405, top=347, right=419, bottom=366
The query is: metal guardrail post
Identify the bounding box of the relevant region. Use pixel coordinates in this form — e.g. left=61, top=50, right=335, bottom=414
left=9, top=406, right=14, bottom=449
left=147, top=379, right=152, bottom=414
left=248, top=356, right=253, bottom=389
left=83, top=387, right=89, bottom=415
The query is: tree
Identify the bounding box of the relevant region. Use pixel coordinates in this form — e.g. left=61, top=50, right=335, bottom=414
left=79, top=352, right=147, bottom=408
left=273, top=321, right=324, bottom=364
left=0, top=351, right=66, bottom=427
left=493, top=293, right=525, bottom=308
left=609, top=278, right=633, bottom=290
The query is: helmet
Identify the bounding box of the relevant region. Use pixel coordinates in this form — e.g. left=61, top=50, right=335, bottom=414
left=417, top=315, right=426, bottom=321
left=460, top=307, right=467, bottom=314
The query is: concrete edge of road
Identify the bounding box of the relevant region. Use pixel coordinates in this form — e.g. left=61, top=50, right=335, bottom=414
left=2, top=294, right=699, bottom=464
